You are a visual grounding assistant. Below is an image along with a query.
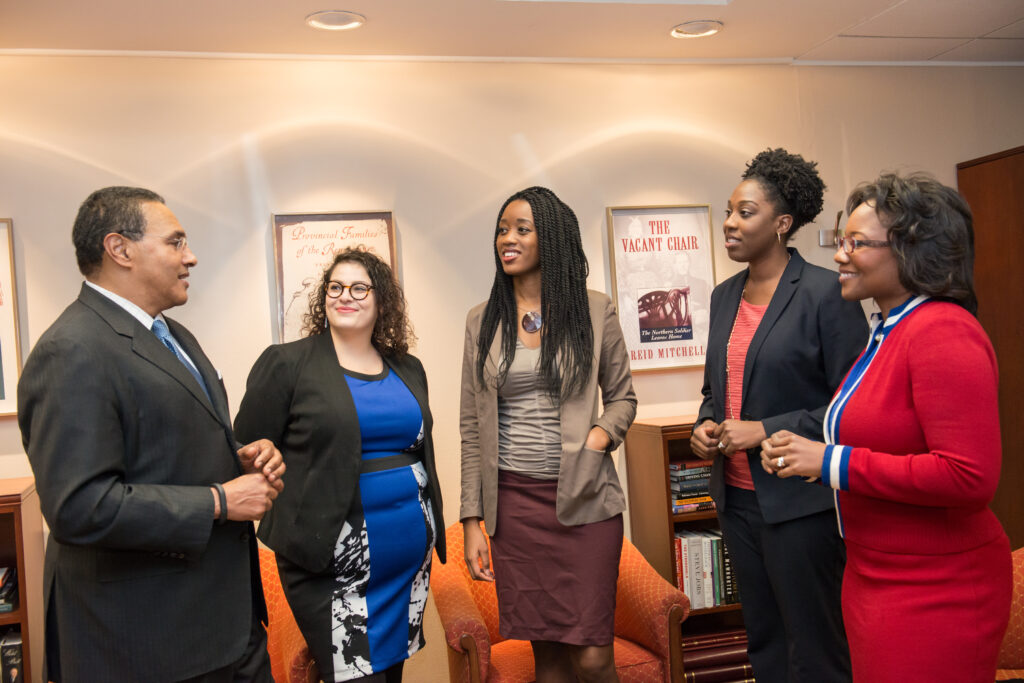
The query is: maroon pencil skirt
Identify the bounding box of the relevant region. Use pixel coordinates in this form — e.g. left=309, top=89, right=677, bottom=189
left=490, top=469, right=623, bottom=646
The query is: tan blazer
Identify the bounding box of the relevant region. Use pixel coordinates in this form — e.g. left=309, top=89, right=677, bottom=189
left=460, top=290, right=637, bottom=534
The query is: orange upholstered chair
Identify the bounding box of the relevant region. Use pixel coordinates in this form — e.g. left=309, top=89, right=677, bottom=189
left=259, top=547, right=320, bottom=683
left=431, top=521, right=690, bottom=683
left=996, top=546, right=1024, bottom=680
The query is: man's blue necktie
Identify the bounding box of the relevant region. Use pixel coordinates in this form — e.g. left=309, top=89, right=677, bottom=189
left=151, top=319, right=211, bottom=401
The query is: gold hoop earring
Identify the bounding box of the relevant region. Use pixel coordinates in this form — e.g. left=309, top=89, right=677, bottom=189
left=777, top=232, right=782, bottom=245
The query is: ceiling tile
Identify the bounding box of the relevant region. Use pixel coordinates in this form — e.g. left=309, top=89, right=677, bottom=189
left=799, top=36, right=970, bottom=62
left=935, top=37, right=1024, bottom=60
left=848, top=0, right=1024, bottom=39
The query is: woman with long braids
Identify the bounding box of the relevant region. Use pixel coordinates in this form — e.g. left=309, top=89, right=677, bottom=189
left=235, top=247, right=445, bottom=683
left=690, top=149, right=867, bottom=682
left=460, top=186, right=636, bottom=682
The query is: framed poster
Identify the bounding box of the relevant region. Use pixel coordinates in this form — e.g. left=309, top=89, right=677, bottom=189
left=0, top=220, right=21, bottom=415
left=606, top=205, right=715, bottom=372
left=273, top=211, right=396, bottom=343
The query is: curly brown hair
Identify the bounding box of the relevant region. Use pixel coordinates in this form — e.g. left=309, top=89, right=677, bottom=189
left=301, top=246, right=415, bottom=357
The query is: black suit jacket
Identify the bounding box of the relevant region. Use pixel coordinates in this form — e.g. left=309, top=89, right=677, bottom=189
left=234, top=332, right=446, bottom=574
left=18, top=284, right=266, bottom=682
left=697, top=249, right=869, bottom=523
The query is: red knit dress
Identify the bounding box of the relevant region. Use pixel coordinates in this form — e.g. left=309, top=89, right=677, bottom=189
left=822, top=297, right=1011, bottom=682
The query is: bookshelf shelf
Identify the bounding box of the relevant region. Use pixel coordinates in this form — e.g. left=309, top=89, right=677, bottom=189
left=624, top=416, right=750, bottom=679
left=689, top=603, right=743, bottom=616
left=672, top=510, right=719, bottom=523
left=0, top=477, right=43, bottom=683
left=0, top=610, right=22, bottom=627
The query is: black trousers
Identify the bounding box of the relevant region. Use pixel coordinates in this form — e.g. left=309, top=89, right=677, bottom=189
left=178, top=617, right=272, bottom=683
left=717, top=486, right=851, bottom=683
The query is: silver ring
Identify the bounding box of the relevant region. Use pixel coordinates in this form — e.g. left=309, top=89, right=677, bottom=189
left=776, top=456, right=785, bottom=468
left=717, top=441, right=725, bottom=450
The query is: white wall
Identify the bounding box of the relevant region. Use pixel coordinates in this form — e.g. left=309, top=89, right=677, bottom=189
left=0, top=55, right=1021, bottom=504
left=1, top=54, right=1021, bottom=682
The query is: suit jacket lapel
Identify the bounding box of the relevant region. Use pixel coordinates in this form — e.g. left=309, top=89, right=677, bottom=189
left=166, top=318, right=231, bottom=425
left=77, top=285, right=225, bottom=425
left=486, top=322, right=504, bottom=383
left=311, top=333, right=362, bottom=454
left=742, top=249, right=804, bottom=402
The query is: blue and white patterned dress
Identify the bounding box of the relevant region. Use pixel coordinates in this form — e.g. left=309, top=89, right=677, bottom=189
left=318, top=367, right=436, bottom=680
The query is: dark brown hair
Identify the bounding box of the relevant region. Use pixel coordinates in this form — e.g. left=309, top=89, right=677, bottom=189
left=846, top=172, right=977, bottom=314
left=302, top=246, right=415, bottom=356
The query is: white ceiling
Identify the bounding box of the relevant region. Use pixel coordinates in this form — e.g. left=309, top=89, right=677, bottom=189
left=1, top=0, right=1022, bottom=63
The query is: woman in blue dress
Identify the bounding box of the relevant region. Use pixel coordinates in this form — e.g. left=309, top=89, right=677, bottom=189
left=235, top=247, right=445, bottom=683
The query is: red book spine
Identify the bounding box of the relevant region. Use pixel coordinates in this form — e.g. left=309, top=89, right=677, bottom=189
left=680, top=628, right=748, bottom=650
left=684, top=661, right=755, bottom=683
left=681, top=642, right=748, bottom=669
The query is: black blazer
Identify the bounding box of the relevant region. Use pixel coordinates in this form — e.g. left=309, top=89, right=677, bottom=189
left=697, top=249, right=869, bottom=523
left=234, top=332, right=446, bottom=573
left=18, top=284, right=265, bottom=682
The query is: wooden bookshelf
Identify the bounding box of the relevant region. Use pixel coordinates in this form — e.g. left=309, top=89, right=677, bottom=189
left=0, top=477, right=44, bottom=683
left=623, top=416, right=743, bottom=627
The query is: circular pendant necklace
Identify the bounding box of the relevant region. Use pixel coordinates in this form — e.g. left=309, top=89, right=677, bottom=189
left=521, top=310, right=542, bottom=333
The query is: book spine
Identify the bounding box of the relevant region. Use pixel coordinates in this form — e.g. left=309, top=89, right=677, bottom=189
left=672, top=479, right=711, bottom=493
left=670, top=460, right=715, bottom=471
left=681, top=642, right=750, bottom=669
left=679, top=628, right=748, bottom=649
left=700, top=532, right=713, bottom=609
left=673, top=495, right=714, bottom=505
left=687, top=533, right=704, bottom=609
left=720, top=537, right=737, bottom=604
left=671, top=468, right=713, bottom=480
left=673, top=500, right=716, bottom=514
left=683, top=661, right=754, bottom=683
left=716, top=536, right=724, bottom=606
left=680, top=534, right=690, bottom=597
left=674, top=535, right=684, bottom=591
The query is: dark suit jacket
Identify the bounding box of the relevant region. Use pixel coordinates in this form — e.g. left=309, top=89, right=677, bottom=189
left=234, top=332, right=446, bottom=574
left=697, top=249, right=869, bottom=523
left=17, top=284, right=265, bottom=682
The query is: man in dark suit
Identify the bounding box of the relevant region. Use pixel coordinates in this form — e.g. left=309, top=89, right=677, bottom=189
left=18, top=187, right=285, bottom=682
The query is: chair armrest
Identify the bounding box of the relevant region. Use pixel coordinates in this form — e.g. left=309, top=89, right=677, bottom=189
left=614, top=541, right=691, bottom=658
left=432, top=559, right=493, bottom=681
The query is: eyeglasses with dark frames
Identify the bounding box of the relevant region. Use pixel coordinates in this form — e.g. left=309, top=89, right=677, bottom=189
left=326, top=281, right=373, bottom=300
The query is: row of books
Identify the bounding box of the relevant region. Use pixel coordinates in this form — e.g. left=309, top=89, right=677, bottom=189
left=674, top=529, right=740, bottom=609
left=669, top=461, right=714, bottom=514
left=681, top=628, right=753, bottom=682
left=0, top=568, right=16, bottom=613
left=0, top=629, right=21, bottom=683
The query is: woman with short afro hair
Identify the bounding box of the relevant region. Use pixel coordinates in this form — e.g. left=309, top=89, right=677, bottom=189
left=691, top=149, right=867, bottom=681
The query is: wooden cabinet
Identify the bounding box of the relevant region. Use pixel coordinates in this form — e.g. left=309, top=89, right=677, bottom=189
left=623, top=416, right=742, bottom=622
left=0, top=477, right=44, bottom=683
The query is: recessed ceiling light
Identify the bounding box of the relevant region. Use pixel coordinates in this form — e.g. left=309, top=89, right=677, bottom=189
left=305, top=10, right=366, bottom=31
left=670, top=20, right=723, bottom=39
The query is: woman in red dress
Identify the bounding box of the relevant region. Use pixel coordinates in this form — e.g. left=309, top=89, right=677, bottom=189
left=761, top=172, right=1012, bottom=682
